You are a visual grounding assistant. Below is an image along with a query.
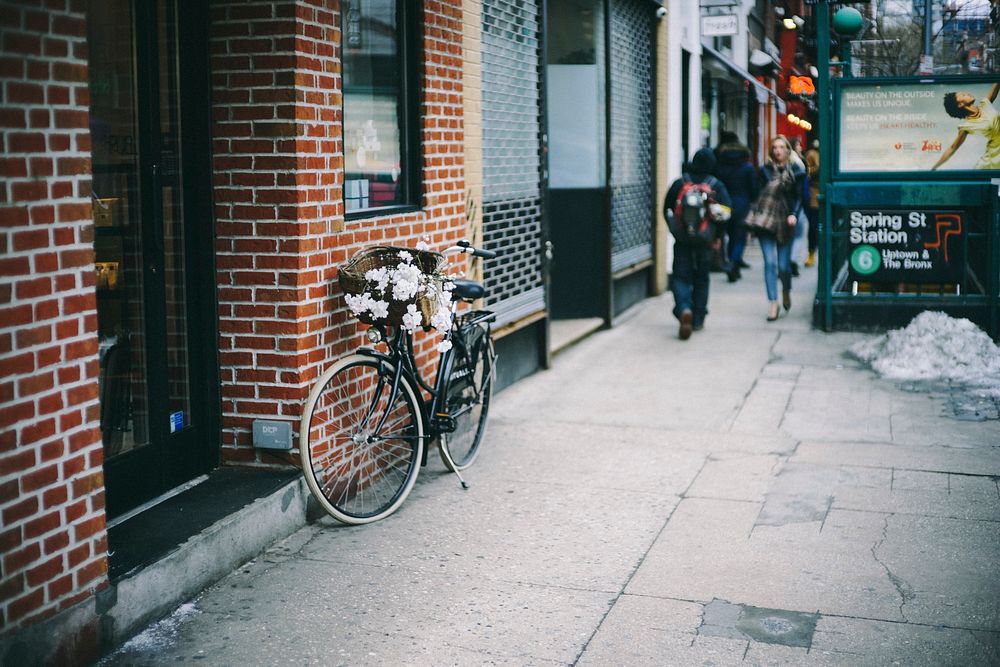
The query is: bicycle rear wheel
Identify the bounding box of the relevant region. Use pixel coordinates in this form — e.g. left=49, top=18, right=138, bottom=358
left=439, top=323, right=494, bottom=472
left=300, top=354, right=423, bottom=524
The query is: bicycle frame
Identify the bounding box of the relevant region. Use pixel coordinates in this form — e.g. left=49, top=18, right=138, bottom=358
left=355, top=307, right=495, bottom=465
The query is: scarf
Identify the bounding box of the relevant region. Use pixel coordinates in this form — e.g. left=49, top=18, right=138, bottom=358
left=751, top=164, right=797, bottom=244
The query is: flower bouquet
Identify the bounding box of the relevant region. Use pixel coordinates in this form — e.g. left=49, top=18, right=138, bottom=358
left=338, top=244, right=457, bottom=351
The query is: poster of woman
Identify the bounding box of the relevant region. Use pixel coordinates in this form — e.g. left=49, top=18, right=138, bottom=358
left=931, top=83, right=1000, bottom=170
left=837, top=78, right=1000, bottom=174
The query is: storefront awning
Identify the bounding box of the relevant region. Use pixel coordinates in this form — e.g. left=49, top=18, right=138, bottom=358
left=702, top=43, right=786, bottom=114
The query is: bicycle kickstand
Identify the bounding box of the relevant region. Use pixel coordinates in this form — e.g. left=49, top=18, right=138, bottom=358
left=440, top=447, right=470, bottom=490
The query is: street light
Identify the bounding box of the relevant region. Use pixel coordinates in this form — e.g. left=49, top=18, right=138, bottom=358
left=832, top=7, right=865, bottom=78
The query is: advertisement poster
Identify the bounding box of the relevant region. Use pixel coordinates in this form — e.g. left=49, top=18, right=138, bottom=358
left=838, top=80, right=1000, bottom=173
left=846, top=208, right=966, bottom=283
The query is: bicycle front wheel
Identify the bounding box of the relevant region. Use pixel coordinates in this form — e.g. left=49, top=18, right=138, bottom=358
left=300, top=354, right=424, bottom=524
left=439, top=325, right=494, bottom=472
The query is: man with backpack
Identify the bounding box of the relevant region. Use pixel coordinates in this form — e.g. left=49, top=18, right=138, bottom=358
left=664, top=147, right=732, bottom=340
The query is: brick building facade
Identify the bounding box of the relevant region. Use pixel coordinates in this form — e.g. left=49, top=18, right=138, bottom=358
left=1, top=1, right=108, bottom=659
left=1, top=0, right=470, bottom=662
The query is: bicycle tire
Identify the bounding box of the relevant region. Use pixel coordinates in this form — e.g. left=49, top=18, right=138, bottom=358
left=439, top=324, right=494, bottom=472
left=300, top=354, right=424, bottom=524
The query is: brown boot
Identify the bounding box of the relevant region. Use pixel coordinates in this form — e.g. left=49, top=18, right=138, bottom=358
left=804, top=250, right=816, bottom=267
left=679, top=309, right=693, bottom=340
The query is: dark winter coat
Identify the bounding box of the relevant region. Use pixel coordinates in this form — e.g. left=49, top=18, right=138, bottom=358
left=713, top=141, right=758, bottom=222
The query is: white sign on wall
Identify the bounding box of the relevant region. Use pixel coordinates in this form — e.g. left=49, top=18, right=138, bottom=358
left=701, top=15, right=738, bottom=37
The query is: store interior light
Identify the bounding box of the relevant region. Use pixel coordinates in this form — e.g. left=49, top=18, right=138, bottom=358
left=782, top=17, right=797, bottom=29
left=792, top=15, right=805, bottom=29
left=787, top=114, right=799, bottom=124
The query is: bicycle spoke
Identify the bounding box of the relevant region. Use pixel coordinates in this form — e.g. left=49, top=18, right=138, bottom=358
left=302, top=357, right=422, bottom=522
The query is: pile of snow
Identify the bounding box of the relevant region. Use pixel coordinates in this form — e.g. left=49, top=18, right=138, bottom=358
left=116, top=602, right=200, bottom=654
left=849, top=311, right=1000, bottom=395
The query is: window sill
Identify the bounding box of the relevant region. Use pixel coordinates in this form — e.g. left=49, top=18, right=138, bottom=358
left=345, top=204, right=422, bottom=223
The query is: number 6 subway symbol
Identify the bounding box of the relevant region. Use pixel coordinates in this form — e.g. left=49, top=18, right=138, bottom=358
left=923, top=213, right=962, bottom=263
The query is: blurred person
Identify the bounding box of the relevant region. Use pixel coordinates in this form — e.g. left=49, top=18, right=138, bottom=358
left=804, top=140, right=820, bottom=267
left=664, top=148, right=732, bottom=339
left=746, top=135, right=805, bottom=321
left=788, top=136, right=808, bottom=276
left=714, top=131, right=759, bottom=282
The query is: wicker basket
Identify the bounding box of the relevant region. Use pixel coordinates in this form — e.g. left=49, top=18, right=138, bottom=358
left=338, top=246, right=445, bottom=327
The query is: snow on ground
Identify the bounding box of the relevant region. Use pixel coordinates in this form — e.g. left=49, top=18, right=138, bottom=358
left=850, top=311, right=1000, bottom=397
left=96, top=601, right=201, bottom=664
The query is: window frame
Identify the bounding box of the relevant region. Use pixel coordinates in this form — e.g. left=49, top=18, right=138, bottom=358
left=342, top=0, right=423, bottom=220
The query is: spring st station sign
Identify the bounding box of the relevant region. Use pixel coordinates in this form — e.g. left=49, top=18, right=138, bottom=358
left=847, top=209, right=966, bottom=283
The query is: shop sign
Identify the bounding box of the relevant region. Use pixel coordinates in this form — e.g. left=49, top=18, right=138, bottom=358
left=847, top=208, right=966, bottom=282
left=701, top=15, right=738, bottom=36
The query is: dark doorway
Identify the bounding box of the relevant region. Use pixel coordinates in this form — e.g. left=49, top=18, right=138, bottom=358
left=87, top=0, right=218, bottom=518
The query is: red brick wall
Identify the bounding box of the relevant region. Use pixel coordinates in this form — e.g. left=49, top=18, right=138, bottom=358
left=0, top=0, right=108, bottom=642
left=210, top=0, right=466, bottom=464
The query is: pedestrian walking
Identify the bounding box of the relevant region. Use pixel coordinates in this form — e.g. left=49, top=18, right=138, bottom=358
left=788, top=137, right=809, bottom=277
left=745, top=135, right=805, bottom=322
left=804, top=139, right=820, bottom=267
left=664, top=148, right=732, bottom=339
left=714, top=131, right=759, bottom=282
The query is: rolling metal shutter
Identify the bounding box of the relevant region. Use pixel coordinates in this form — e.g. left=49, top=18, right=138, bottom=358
left=481, top=0, right=545, bottom=327
left=608, top=0, right=655, bottom=273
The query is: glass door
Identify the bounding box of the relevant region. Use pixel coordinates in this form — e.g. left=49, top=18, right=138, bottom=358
left=88, top=0, right=217, bottom=518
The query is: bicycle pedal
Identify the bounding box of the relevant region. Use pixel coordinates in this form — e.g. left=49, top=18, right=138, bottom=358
left=430, top=412, right=457, bottom=433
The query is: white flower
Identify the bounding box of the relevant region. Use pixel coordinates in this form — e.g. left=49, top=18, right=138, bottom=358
left=436, top=339, right=453, bottom=353
left=394, top=261, right=422, bottom=284
left=345, top=292, right=371, bottom=315
left=431, top=305, right=452, bottom=333
left=364, top=267, right=390, bottom=292
left=370, top=299, right=389, bottom=320
left=401, top=303, right=422, bottom=332
left=398, top=250, right=412, bottom=262
left=392, top=279, right=418, bottom=302
left=415, top=239, right=430, bottom=251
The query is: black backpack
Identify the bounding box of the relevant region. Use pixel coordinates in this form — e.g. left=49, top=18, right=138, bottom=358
left=668, top=175, right=719, bottom=245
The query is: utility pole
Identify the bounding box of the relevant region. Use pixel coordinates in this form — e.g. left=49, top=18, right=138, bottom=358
left=817, top=0, right=831, bottom=330
left=923, top=0, right=933, bottom=64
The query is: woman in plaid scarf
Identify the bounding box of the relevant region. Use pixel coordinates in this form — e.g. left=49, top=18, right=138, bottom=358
left=751, top=135, right=805, bottom=321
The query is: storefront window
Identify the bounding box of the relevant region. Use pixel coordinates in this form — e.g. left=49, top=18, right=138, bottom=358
left=88, top=0, right=149, bottom=456
left=546, top=0, right=606, bottom=189
left=343, top=0, right=418, bottom=214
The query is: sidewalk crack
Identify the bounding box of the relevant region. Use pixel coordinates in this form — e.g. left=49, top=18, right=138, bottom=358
left=871, top=514, right=914, bottom=622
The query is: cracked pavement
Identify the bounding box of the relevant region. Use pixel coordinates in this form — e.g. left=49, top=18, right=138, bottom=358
left=102, top=256, right=1000, bottom=666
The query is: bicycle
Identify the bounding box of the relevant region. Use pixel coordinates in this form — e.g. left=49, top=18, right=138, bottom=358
left=299, top=240, right=498, bottom=524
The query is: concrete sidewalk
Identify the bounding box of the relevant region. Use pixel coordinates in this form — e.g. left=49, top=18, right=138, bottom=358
left=101, top=255, right=1000, bottom=666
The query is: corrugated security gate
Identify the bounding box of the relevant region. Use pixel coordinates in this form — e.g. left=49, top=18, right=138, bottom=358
left=608, top=0, right=655, bottom=273
left=481, top=0, right=545, bottom=327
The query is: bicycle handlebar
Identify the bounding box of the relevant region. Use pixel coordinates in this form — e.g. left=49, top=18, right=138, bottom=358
left=445, top=239, right=497, bottom=260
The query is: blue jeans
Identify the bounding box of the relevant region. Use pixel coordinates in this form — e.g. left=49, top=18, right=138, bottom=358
left=672, top=243, right=712, bottom=325
left=728, top=201, right=750, bottom=266
left=728, top=217, right=748, bottom=267
left=758, top=234, right=792, bottom=302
